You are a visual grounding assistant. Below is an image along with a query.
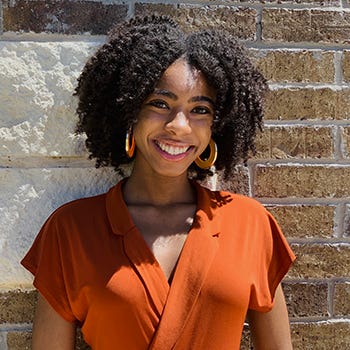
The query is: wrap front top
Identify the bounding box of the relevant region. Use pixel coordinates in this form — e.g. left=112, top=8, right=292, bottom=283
left=21, top=179, right=295, bottom=349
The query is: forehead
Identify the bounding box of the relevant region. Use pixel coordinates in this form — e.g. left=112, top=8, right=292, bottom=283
left=155, top=58, right=215, bottom=97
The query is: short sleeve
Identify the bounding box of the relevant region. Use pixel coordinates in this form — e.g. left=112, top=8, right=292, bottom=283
left=248, top=209, right=296, bottom=312
left=21, top=213, right=77, bottom=323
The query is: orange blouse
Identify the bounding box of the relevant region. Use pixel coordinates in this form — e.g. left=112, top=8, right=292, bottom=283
left=21, top=179, right=295, bottom=350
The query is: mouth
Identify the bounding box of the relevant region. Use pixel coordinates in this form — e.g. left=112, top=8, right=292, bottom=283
left=154, top=140, right=194, bottom=159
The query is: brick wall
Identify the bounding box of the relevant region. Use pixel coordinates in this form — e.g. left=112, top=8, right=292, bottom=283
left=0, top=0, right=349, bottom=349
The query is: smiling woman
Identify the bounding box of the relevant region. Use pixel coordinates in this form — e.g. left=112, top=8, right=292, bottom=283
left=133, top=58, right=215, bottom=178
left=21, top=15, right=295, bottom=350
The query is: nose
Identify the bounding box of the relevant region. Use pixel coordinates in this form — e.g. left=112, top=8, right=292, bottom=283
left=164, top=110, right=192, bottom=135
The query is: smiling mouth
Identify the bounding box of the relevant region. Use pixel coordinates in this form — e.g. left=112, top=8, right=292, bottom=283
left=155, top=140, right=192, bottom=156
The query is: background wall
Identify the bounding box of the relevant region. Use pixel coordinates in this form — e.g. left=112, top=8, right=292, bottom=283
left=0, top=0, right=349, bottom=349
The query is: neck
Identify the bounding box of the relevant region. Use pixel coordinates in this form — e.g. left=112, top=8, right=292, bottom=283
left=123, top=169, right=195, bottom=207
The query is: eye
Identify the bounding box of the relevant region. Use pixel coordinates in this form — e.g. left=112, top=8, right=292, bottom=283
left=191, top=106, right=213, bottom=115
left=147, top=99, right=169, bottom=109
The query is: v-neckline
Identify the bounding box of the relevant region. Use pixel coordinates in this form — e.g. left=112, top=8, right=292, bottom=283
left=120, top=178, right=199, bottom=287
left=106, top=179, right=220, bottom=349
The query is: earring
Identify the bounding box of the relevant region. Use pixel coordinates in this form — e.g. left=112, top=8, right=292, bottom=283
left=125, top=128, right=135, bottom=158
left=195, top=139, right=217, bottom=169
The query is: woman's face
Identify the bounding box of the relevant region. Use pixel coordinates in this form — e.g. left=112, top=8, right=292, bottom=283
left=133, top=58, right=216, bottom=178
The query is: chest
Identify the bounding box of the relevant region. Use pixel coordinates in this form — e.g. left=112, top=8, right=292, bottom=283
left=127, top=204, right=195, bottom=280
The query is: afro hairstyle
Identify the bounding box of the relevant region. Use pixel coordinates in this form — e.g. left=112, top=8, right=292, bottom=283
left=75, top=15, right=268, bottom=180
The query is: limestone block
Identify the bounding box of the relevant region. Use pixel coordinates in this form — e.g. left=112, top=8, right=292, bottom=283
left=7, top=331, right=31, bottom=350
left=0, top=290, right=37, bottom=323
left=263, top=9, right=350, bottom=44
left=289, top=244, right=350, bottom=279
left=3, top=0, right=128, bottom=35
left=0, top=41, right=102, bottom=157
left=343, top=51, right=350, bottom=82
left=135, top=4, right=257, bottom=40
left=291, top=321, right=350, bottom=349
left=334, top=282, right=350, bottom=316
left=0, top=167, right=120, bottom=287
left=342, top=127, right=350, bottom=159
left=266, top=205, right=335, bottom=239
left=249, top=49, right=335, bottom=83
left=265, top=88, right=350, bottom=120
left=255, top=126, right=334, bottom=159
left=283, top=282, right=328, bottom=318
left=254, top=165, right=350, bottom=198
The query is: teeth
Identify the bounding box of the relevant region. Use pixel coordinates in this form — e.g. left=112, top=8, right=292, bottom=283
left=156, top=141, right=190, bottom=155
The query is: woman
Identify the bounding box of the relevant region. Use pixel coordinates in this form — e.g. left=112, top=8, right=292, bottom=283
left=22, top=15, right=295, bottom=350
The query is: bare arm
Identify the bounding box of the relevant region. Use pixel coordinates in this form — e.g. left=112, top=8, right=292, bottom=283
left=247, top=284, right=293, bottom=350
left=32, top=293, right=76, bottom=350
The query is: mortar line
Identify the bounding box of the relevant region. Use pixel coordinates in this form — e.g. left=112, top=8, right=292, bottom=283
left=127, top=1, right=135, bottom=18
left=328, top=280, right=335, bottom=317
left=257, top=198, right=350, bottom=205
left=334, top=51, right=343, bottom=84
left=334, top=202, right=346, bottom=238
left=0, top=0, right=3, bottom=36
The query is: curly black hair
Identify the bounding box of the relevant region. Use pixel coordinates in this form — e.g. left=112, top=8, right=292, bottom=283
left=75, top=15, right=268, bottom=180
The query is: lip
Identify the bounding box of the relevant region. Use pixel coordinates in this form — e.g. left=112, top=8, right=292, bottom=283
left=153, top=139, right=195, bottom=161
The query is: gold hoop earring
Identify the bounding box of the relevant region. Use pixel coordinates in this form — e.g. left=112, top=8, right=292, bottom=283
left=125, top=128, right=135, bottom=158
left=195, top=139, right=217, bottom=169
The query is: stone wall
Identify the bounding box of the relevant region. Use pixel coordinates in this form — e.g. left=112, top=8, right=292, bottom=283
left=0, top=0, right=349, bottom=349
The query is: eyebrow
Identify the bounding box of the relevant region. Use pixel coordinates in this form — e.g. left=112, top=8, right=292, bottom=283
left=153, top=89, right=215, bottom=106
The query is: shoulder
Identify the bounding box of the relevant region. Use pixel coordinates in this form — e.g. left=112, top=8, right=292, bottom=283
left=45, top=192, right=108, bottom=228
left=199, top=184, right=267, bottom=216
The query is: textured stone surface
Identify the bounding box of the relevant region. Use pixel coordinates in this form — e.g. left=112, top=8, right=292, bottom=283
left=266, top=205, right=334, bottom=239
left=343, top=51, right=350, bottom=82
left=7, top=331, right=31, bottom=350
left=291, top=321, right=350, bottom=349
left=264, top=88, right=350, bottom=120
left=215, top=166, right=249, bottom=195
left=6, top=329, right=93, bottom=349
left=344, top=205, right=350, bottom=238
left=255, top=165, right=350, bottom=198
left=0, top=167, right=119, bottom=285
left=250, top=49, right=335, bottom=83
left=3, top=0, right=127, bottom=34
left=283, top=282, right=328, bottom=318
left=135, top=4, right=257, bottom=39
left=263, top=9, right=350, bottom=44
left=342, top=127, right=350, bottom=158
left=333, top=282, right=350, bottom=316
left=1, top=0, right=350, bottom=343
left=0, top=290, right=37, bottom=323
left=288, top=244, right=350, bottom=279
left=251, top=0, right=340, bottom=3
left=255, top=126, right=334, bottom=159
left=0, top=41, right=102, bottom=157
